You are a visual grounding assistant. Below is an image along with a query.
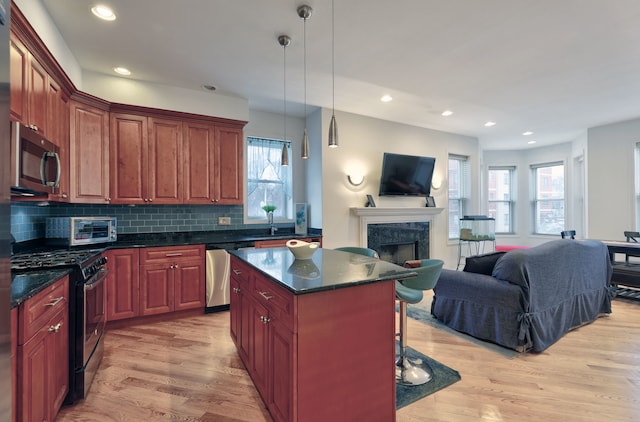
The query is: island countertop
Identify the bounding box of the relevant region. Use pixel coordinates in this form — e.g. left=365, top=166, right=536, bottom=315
left=229, top=247, right=417, bottom=294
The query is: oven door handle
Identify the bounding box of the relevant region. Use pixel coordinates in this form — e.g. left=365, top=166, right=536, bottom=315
left=85, top=267, right=108, bottom=290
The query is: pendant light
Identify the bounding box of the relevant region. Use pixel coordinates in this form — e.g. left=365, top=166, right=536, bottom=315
left=328, top=0, right=338, bottom=148
left=279, top=35, right=291, bottom=167
left=298, top=5, right=312, bottom=160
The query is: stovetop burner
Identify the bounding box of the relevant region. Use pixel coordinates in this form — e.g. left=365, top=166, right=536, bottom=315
left=11, top=249, right=103, bottom=272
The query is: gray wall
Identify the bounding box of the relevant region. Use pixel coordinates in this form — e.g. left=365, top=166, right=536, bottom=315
left=587, top=117, right=640, bottom=240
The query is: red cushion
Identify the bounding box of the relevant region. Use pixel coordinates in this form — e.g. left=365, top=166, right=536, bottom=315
left=495, top=245, right=530, bottom=252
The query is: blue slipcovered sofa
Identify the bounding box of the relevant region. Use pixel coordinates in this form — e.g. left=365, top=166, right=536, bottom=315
left=431, top=239, right=614, bottom=352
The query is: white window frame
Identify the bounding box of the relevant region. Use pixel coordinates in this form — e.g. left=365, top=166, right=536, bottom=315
left=246, top=136, right=293, bottom=222
left=531, top=161, right=565, bottom=235
left=487, top=166, right=515, bottom=234
left=448, top=154, right=470, bottom=240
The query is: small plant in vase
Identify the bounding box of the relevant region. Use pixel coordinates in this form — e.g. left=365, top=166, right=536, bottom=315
left=262, top=205, right=277, bottom=224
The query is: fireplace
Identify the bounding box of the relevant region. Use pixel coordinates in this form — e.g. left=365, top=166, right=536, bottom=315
left=368, top=222, right=429, bottom=264
left=379, top=242, right=418, bottom=265
left=351, top=207, right=443, bottom=265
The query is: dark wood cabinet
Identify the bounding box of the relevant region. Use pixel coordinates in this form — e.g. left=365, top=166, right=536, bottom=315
left=69, top=99, right=110, bottom=203
left=215, top=126, right=243, bottom=204
left=140, top=263, right=174, bottom=316
left=27, top=57, right=48, bottom=136
left=148, top=117, right=183, bottom=204
left=182, top=122, right=244, bottom=205
left=110, top=114, right=184, bottom=204
left=9, top=33, right=29, bottom=124
left=11, top=309, right=17, bottom=422
left=229, top=274, right=242, bottom=347
left=105, top=246, right=205, bottom=324
left=139, top=245, right=205, bottom=316
left=105, top=249, right=140, bottom=321
left=229, top=256, right=396, bottom=422
left=173, top=260, right=205, bottom=311
left=109, top=113, right=148, bottom=204
left=230, top=258, right=294, bottom=422
left=183, top=122, right=216, bottom=204
left=9, top=30, right=59, bottom=140
left=48, top=78, right=70, bottom=201
left=17, top=276, right=69, bottom=422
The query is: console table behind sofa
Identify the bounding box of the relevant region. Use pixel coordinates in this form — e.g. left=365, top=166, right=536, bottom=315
left=603, top=241, right=640, bottom=289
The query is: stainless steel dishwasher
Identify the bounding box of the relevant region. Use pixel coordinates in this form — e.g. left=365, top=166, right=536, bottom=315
left=205, top=241, right=254, bottom=312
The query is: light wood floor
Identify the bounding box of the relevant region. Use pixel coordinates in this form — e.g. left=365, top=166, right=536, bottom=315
left=57, top=293, right=640, bottom=422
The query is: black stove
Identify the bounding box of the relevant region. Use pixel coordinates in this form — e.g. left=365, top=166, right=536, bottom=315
left=11, top=249, right=107, bottom=284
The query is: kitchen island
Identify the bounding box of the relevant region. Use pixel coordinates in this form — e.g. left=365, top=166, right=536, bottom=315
left=228, top=247, right=417, bottom=422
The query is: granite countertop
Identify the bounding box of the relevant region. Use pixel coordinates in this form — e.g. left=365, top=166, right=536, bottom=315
left=11, top=269, right=72, bottom=309
left=230, top=248, right=417, bottom=295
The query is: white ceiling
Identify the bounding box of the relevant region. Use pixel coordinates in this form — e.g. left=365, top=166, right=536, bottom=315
left=40, top=0, right=640, bottom=150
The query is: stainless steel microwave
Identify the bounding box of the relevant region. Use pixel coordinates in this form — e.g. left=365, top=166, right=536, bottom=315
left=46, top=217, right=117, bottom=246
left=11, top=122, right=60, bottom=195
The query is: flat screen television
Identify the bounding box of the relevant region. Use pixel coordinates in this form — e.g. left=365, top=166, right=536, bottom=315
left=378, top=152, right=436, bottom=197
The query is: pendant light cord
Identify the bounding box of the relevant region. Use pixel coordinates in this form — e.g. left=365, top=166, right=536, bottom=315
left=331, top=0, right=335, bottom=114
left=283, top=40, right=287, bottom=144
left=304, top=14, right=307, bottom=121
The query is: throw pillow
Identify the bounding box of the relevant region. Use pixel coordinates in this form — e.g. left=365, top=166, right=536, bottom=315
left=463, top=251, right=506, bottom=275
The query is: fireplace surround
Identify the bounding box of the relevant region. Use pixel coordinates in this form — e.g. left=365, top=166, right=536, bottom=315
left=351, top=207, right=443, bottom=264
left=368, top=222, right=429, bottom=264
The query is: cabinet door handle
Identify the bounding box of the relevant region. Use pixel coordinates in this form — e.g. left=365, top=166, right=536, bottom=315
left=258, top=291, right=273, bottom=301
left=233, top=287, right=241, bottom=294
left=259, top=315, right=271, bottom=324
left=232, top=269, right=242, bottom=275
left=45, top=297, right=64, bottom=307
left=48, top=323, right=62, bottom=333
left=165, top=253, right=183, bottom=257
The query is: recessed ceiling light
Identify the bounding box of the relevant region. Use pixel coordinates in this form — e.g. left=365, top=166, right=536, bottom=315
left=202, top=84, right=217, bottom=92
left=113, top=67, right=131, bottom=76
left=91, top=5, right=116, bottom=21
left=527, top=140, right=537, bottom=145
left=441, top=110, right=453, bottom=117
left=522, top=131, right=534, bottom=136
left=380, top=95, right=393, bottom=103
left=484, top=121, right=496, bottom=127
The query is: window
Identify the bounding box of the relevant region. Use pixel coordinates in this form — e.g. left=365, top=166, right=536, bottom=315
left=448, top=154, right=470, bottom=239
left=488, top=166, right=515, bottom=233
left=246, top=137, right=293, bottom=220
left=532, top=162, right=564, bottom=235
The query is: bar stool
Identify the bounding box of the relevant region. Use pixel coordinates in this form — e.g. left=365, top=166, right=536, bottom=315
left=334, top=246, right=379, bottom=258
left=395, top=259, right=444, bottom=386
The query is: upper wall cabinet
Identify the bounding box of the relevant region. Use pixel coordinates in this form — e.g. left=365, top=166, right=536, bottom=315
left=183, top=123, right=243, bottom=205
left=110, top=113, right=183, bottom=205
left=69, top=99, right=110, bottom=204
left=10, top=31, right=53, bottom=140
left=215, top=126, right=243, bottom=204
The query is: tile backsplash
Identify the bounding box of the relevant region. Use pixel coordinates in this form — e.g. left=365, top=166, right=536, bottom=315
left=11, top=203, right=268, bottom=242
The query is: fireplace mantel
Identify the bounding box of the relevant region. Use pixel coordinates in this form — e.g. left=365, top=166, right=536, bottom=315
left=350, top=207, right=444, bottom=217
left=350, top=207, right=444, bottom=250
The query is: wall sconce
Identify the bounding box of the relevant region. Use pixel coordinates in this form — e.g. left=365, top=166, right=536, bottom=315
left=347, top=174, right=364, bottom=186
left=431, top=174, right=443, bottom=191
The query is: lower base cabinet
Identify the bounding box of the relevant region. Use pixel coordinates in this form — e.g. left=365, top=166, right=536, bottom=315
left=16, top=276, right=69, bottom=422
left=106, top=245, right=205, bottom=322
left=230, top=255, right=396, bottom=422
